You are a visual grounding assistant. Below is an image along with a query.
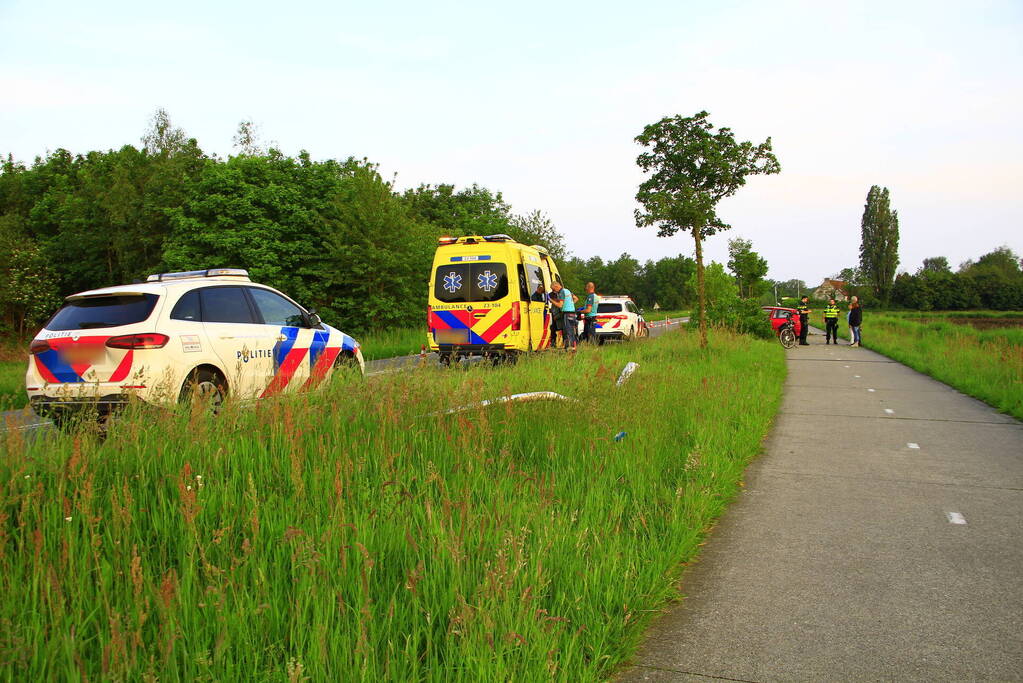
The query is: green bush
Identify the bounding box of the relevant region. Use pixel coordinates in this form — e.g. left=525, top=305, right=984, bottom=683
left=691, top=296, right=774, bottom=339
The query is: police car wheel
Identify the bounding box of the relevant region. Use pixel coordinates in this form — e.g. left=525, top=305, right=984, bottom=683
left=180, top=369, right=226, bottom=410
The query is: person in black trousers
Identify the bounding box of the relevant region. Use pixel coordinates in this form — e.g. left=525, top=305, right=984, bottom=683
left=797, top=296, right=811, bottom=345
left=823, top=298, right=840, bottom=344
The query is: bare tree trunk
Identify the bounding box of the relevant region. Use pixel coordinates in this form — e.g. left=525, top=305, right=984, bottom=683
left=693, top=228, right=707, bottom=348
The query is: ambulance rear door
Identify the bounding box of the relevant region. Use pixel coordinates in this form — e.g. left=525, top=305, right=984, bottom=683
left=520, top=256, right=549, bottom=351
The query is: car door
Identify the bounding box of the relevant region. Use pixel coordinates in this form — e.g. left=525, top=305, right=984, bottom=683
left=198, top=286, right=275, bottom=399
left=522, top=262, right=548, bottom=351
left=245, top=287, right=316, bottom=397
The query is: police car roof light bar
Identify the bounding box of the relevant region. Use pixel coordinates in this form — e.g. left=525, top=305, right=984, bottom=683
left=147, top=268, right=250, bottom=282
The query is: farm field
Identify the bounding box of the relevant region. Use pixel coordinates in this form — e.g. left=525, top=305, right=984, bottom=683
left=863, top=312, right=1023, bottom=420
left=0, top=328, right=784, bottom=681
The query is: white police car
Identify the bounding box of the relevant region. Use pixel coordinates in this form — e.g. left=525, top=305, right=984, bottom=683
left=26, top=268, right=363, bottom=424
left=592, top=295, right=648, bottom=341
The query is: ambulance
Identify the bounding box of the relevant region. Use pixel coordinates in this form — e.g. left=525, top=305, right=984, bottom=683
left=26, top=268, right=363, bottom=426
left=427, top=235, right=563, bottom=363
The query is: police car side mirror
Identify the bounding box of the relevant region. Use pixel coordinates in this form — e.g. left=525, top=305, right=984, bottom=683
left=306, top=309, right=322, bottom=328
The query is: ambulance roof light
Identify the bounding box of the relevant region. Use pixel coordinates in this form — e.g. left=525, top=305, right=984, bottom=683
left=146, top=268, right=250, bottom=282
left=438, top=236, right=458, bottom=245
left=484, top=234, right=512, bottom=242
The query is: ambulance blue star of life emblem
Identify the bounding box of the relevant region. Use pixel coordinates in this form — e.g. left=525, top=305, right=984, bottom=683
left=477, top=270, right=498, bottom=292
left=443, top=271, right=462, bottom=293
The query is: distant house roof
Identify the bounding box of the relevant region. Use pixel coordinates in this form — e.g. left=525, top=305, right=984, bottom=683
left=813, top=279, right=849, bottom=300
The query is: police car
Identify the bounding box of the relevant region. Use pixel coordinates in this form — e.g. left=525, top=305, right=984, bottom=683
left=26, top=268, right=363, bottom=424
left=592, top=295, right=648, bottom=342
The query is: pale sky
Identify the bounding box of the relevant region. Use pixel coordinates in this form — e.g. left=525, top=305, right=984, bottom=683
left=2, top=0, right=1021, bottom=283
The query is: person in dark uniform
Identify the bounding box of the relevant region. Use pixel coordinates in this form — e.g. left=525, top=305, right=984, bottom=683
left=823, top=298, right=840, bottom=344
left=797, top=296, right=811, bottom=345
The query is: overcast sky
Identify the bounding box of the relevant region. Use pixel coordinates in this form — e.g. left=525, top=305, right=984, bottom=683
left=2, top=0, right=1021, bottom=283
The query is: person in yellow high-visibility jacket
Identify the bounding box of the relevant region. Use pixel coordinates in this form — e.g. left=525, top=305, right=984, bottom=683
left=823, top=299, right=840, bottom=344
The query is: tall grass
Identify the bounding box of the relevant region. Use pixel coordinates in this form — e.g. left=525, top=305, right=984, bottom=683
left=864, top=314, right=1023, bottom=420
left=0, top=361, right=27, bottom=411
left=0, top=330, right=784, bottom=680
left=357, top=326, right=426, bottom=361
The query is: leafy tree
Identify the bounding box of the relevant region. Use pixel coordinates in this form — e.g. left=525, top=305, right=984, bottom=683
left=402, top=184, right=512, bottom=238
left=0, top=214, right=61, bottom=334
left=775, top=278, right=807, bottom=298
left=920, top=256, right=950, bottom=273
left=635, top=111, right=780, bottom=347
left=142, top=108, right=188, bottom=157
left=507, top=210, right=567, bottom=260
left=835, top=267, right=861, bottom=285
left=232, top=120, right=267, bottom=156
left=639, top=255, right=696, bottom=309
left=859, top=185, right=900, bottom=304
left=688, top=261, right=737, bottom=308
left=726, top=237, right=769, bottom=298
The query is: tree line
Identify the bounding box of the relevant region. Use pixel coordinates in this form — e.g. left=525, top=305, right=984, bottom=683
left=0, top=111, right=703, bottom=336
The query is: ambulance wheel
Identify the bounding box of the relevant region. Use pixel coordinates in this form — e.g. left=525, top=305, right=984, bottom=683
left=180, top=368, right=226, bottom=411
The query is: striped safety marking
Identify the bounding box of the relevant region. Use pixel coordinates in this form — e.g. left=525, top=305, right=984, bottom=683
left=33, top=335, right=132, bottom=383
left=261, top=327, right=308, bottom=398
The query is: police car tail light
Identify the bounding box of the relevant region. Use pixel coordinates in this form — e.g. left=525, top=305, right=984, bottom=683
left=106, top=333, right=170, bottom=350
left=511, top=302, right=521, bottom=331
left=29, top=339, right=51, bottom=355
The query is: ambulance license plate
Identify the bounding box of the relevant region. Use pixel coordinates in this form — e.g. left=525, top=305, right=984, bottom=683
left=435, top=329, right=469, bottom=344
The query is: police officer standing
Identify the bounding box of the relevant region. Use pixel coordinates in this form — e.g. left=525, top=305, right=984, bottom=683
left=797, top=296, right=811, bottom=345
left=823, top=298, right=840, bottom=344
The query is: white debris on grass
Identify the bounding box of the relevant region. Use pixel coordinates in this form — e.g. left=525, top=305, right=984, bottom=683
left=433, top=391, right=577, bottom=415
left=616, top=362, right=639, bottom=387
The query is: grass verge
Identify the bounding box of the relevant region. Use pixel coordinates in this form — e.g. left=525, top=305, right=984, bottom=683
left=0, top=361, right=27, bottom=411
left=357, top=326, right=426, bottom=361
left=0, top=329, right=784, bottom=680
left=864, top=314, right=1023, bottom=420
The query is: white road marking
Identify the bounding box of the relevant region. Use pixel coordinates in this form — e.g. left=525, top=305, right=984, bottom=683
left=884, top=408, right=895, bottom=414
left=868, top=388, right=876, bottom=392
left=854, top=375, right=861, bottom=378
left=907, top=443, right=920, bottom=449
left=947, top=512, right=967, bottom=525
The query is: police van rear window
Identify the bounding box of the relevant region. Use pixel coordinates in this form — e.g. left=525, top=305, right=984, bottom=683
left=46, top=294, right=159, bottom=331
left=597, top=303, right=623, bottom=313
left=434, top=264, right=509, bottom=303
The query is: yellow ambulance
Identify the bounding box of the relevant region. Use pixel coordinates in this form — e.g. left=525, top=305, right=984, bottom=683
left=427, top=234, right=563, bottom=363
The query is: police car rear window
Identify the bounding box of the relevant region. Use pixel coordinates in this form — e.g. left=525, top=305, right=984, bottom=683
left=46, top=294, right=159, bottom=331
left=434, top=264, right=509, bottom=303
left=597, top=303, right=623, bottom=313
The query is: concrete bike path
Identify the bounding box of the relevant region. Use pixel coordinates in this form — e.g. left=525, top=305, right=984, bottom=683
left=619, top=338, right=1023, bottom=682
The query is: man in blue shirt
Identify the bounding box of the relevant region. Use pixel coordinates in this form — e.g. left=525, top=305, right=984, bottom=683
left=550, top=281, right=578, bottom=350
left=578, top=282, right=600, bottom=343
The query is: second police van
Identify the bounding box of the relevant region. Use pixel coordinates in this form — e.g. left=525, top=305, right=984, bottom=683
left=427, top=235, right=563, bottom=363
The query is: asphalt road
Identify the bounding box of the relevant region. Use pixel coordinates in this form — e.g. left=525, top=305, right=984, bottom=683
left=619, top=331, right=1023, bottom=681
left=1, top=317, right=688, bottom=432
